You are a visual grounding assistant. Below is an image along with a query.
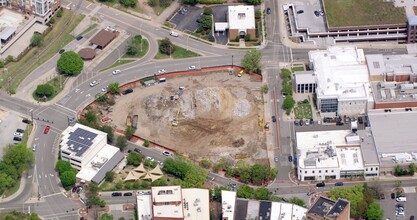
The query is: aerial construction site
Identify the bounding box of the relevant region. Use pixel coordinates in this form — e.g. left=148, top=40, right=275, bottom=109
left=107, top=71, right=268, bottom=163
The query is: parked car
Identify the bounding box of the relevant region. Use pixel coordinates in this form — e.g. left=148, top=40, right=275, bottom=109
left=396, top=196, right=407, bottom=202
left=22, top=119, right=32, bottom=124
left=101, top=86, right=108, bottom=92
left=112, top=69, right=121, bottom=75
left=410, top=216, right=414, bottom=220
left=391, top=193, right=396, bottom=199
left=266, top=8, right=271, bottom=14
left=335, top=182, right=344, bottom=186
left=90, top=80, right=99, bottom=87
left=228, top=182, right=237, bottom=188
left=123, top=192, right=133, bottom=196
left=288, top=156, right=293, bottom=162
left=134, top=148, right=142, bottom=153
left=272, top=116, right=277, bottom=122
left=127, top=150, right=132, bottom=153
left=274, top=156, right=279, bottom=162
left=111, top=192, right=122, bottom=197
left=307, top=191, right=313, bottom=196
left=146, top=156, right=155, bottom=162
left=76, top=36, right=83, bottom=41
left=358, top=116, right=363, bottom=124
left=16, top=128, right=25, bottom=133
left=380, top=193, right=385, bottom=200
left=299, top=120, right=304, bottom=126
left=314, top=11, right=320, bottom=17
left=44, top=125, right=50, bottom=134
left=169, top=31, right=179, bottom=37
left=122, top=88, right=133, bottom=95
left=316, top=182, right=325, bottom=187
left=162, top=151, right=171, bottom=156
left=59, top=49, right=65, bottom=54
left=188, top=65, right=196, bottom=70
left=305, top=119, right=310, bottom=126
left=14, top=132, right=23, bottom=137
left=32, top=144, right=37, bottom=151
left=13, top=137, right=22, bottom=142
left=296, top=10, right=304, bottom=14
left=158, top=69, right=167, bottom=74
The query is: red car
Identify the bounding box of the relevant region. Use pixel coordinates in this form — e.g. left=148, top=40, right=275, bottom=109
left=44, top=125, right=50, bottom=134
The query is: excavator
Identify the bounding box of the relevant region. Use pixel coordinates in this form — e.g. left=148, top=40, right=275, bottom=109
left=172, top=110, right=180, bottom=126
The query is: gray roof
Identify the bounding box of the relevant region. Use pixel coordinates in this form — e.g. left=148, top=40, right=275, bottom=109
left=365, top=54, right=385, bottom=76
left=408, top=16, right=417, bottom=26
left=259, top=201, right=272, bottom=220
left=235, top=199, right=248, bottom=220
left=91, top=150, right=124, bottom=183
left=357, top=129, right=380, bottom=165
left=308, top=197, right=335, bottom=217
left=0, top=27, right=16, bottom=40
left=295, top=71, right=316, bottom=84
left=369, top=109, right=417, bottom=154
left=66, top=128, right=98, bottom=157
left=327, top=199, right=349, bottom=218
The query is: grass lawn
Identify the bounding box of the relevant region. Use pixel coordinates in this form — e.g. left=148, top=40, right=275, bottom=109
left=22, top=124, right=33, bottom=144
left=79, top=23, right=98, bottom=36
left=101, top=59, right=135, bottom=72
left=324, top=0, right=406, bottom=27
left=2, top=181, right=20, bottom=198
left=122, top=39, right=149, bottom=59
left=1, top=9, right=84, bottom=93
left=32, top=75, right=66, bottom=101
left=292, top=65, right=305, bottom=72
left=294, top=103, right=313, bottom=119
left=155, top=40, right=200, bottom=59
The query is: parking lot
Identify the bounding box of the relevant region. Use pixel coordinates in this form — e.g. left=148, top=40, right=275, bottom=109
left=169, top=6, right=203, bottom=33
left=378, top=190, right=417, bottom=219
left=211, top=5, right=229, bottom=44
left=290, top=0, right=326, bottom=33
left=0, top=109, right=28, bottom=158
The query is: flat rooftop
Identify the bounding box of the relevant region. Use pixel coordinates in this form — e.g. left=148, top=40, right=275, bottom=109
left=357, top=129, right=379, bottom=165
left=152, top=186, right=183, bottom=218
left=136, top=194, right=152, bottom=220
left=61, top=123, right=106, bottom=158
left=308, top=197, right=335, bottom=218
left=222, top=190, right=236, bottom=220
left=182, top=188, right=209, bottom=220
left=271, top=202, right=307, bottom=220
left=323, top=0, right=406, bottom=27
left=292, top=1, right=327, bottom=33
left=369, top=109, right=417, bottom=154
left=228, top=5, right=255, bottom=30
left=0, top=9, right=25, bottom=30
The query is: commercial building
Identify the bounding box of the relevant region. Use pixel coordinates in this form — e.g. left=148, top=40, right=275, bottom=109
left=140, top=186, right=209, bottom=220
left=90, top=28, right=118, bottom=50
left=307, top=196, right=350, bottom=220
left=60, top=123, right=124, bottom=183
left=0, top=0, right=61, bottom=24
left=223, top=190, right=307, bottom=219
left=368, top=109, right=417, bottom=175
left=296, top=129, right=379, bottom=181
left=214, top=5, right=256, bottom=41
left=306, top=46, right=372, bottom=116
left=295, top=70, right=316, bottom=93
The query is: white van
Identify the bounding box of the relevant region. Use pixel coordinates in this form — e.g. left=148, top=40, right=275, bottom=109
left=159, top=78, right=166, bottom=83
left=396, top=196, right=407, bottom=202
left=169, top=31, right=179, bottom=37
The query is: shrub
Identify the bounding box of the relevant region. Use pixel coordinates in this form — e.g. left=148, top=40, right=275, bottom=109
left=203, top=7, right=213, bottom=15
left=49, top=17, right=55, bottom=24
left=143, top=139, right=150, bottom=147
left=57, top=8, right=63, bottom=17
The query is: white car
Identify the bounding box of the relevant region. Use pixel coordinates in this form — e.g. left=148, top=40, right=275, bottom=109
left=162, top=151, right=172, bottom=156
left=90, top=81, right=99, bottom=87
left=169, top=31, right=179, bottom=37
left=146, top=156, right=155, bottom=162
left=188, top=65, right=196, bottom=70
left=158, top=69, right=166, bottom=74
left=112, top=69, right=121, bottom=75
left=32, top=144, right=37, bottom=151
left=101, top=86, right=108, bottom=92
left=14, top=132, right=23, bottom=137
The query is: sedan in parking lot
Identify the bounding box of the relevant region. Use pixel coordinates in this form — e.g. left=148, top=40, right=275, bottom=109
left=391, top=193, right=396, bottom=199
left=16, top=128, right=25, bottom=133
left=123, top=192, right=133, bottom=196
left=162, top=151, right=172, bottom=156
left=14, top=132, right=23, bottom=137
left=146, top=156, right=155, bottom=162
left=111, top=192, right=122, bottom=197
left=90, top=81, right=99, bottom=87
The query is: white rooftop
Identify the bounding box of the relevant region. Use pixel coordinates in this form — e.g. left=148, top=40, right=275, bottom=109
left=152, top=186, right=183, bottom=218
left=270, top=202, right=307, bottom=220
left=295, top=71, right=316, bottom=84
left=309, top=46, right=370, bottom=101
left=136, top=194, right=152, bottom=220
left=296, top=130, right=364, bottom=170
left=182, top=188, right=210, bottom=220
left=76, top=144, right=120, bottom=182
left=228, top=5, right=255, bottom=30
left=222, top=190, right=236, bottom=220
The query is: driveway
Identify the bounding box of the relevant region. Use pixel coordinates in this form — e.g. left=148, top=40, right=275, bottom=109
left=169, top=6, right=203, bottom=33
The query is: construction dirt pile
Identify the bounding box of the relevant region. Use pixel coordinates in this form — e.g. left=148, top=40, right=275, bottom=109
left=108, top=71, right=267, bottom=162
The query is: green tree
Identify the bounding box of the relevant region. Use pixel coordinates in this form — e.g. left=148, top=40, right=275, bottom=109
left=100, top=125, right=114, bottom=143
left=236, top=185, right=254, bottom=199
left=197, top=15, right=212, bottom=32
left=0, top=60, right=4, bottom=68
left=143, top=139, right=150, bottom=147
left=151, top=177, right=167, bottom=186
left=288, top=197, right=306, bottom=208
left=184, top=0, right=196, bottom=5
left=57, top=51, right=84, bottom=75
left=119, top=0, right=136, bottom=7
left=116, top=135, right=128, bottom=151
left=30, top=32, right=43, bottom=47
left=60, top=171, right=76, bottom=189
left=105, top=171, right=116, bottom=182
left=49, top=17, right=55, bottom=24
left=108, top=82, right=120, bottom=94
left=159, top=0, right=171, bottom=7
left=2, top=143, right=34, bottom=175
left=261, top=85, right=269, bottom=94
left=366, top=203, right=384, bottom=220
left=409, top=163, right=416, bottom=175
left=241, top=49, right=262, bottom=73
left=99, top=199, right=107, bottom=207
left=203, top=7, right=213, bottom=15
left=97, top=94, right=108, bottom=102
left=268, top=167, right=278, bottom=180
left=246, top=0, right=262, bottom=4
left=127, top=152, right=143, bottom=166
left=99, top=213, right=114, bottom=220
left=159, top=38, right=175, bottom=55
left=255, top=10, right=262, bottom=19
left=125, top=126, right=135, bottom=139
left=85, top=182, right=101, bottom=206
left=34, top=84, right=54, bottom=98
left=0, top=172, right=15, bottom=194
left=328, top=184, right=365, bottom=218
left=127, top=46, right=138, bottom=56
left=244, top=34, right=251, bottom=41
left=163, top=158, right=207, bottom=188
left=57, top=8, right=63, bottom=17
left=250, top=164, right=269, bottom=185
left=282, top=83, right=293, bottom=96
left=55, top=160, right=72, bottom=174
left=254, top=187, right=270, bottom=200
left=6, top=55, right=14, bottom=62
left=280, top=68, right=291, bottom=80
left=84, top=110, right=97, bottom=123
left=394, top=165, right=402, bottom=176
left=199, top=159, right=212, bottom=169
left=283, top=96, right=295, bottom=115
left=234, top=161, right=251, bottom=183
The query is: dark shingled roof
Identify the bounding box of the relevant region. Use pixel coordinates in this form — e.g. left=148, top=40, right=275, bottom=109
left=90, top=29, right=116, bottom=48
left=327, top=199, right=349, bottom=219
left=78, top=48, right=96, bottom=60
left=308, top=197, right=336, bottom=218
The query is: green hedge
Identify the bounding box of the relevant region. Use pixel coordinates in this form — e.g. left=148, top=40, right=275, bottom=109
left=197, top=0, right=224, bottom=4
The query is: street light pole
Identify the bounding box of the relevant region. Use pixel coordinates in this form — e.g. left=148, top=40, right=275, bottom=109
left=232, top=55, right=234, bottom=69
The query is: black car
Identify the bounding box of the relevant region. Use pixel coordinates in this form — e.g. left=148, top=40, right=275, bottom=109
left=299, top=120, right=304, bottom=126
left=314, top=11, right=320, bottom=17
left=123, top=192, right=133, bottom=196
left=391, top=193, right=396, bottom=199
left=296, top=10, right=304, bottom=14
left=16, top=128, right=25, bottom=133
left=410, top=216, right=415, bottom=220
left=111, top=192, right=122, bottom=197
left=76, top=36, right=83, bottom=41
left=266, top=8, right=271, bottom=14
left=272, top=116, right=277, bottom=122
left=122, top=88, right=133, bottom=95
left=22, top=119, right=32, bottom=124
left=59, top=49, right=65, bottom=54
left=134, top=148, right=142, bottom=153
left=316, top=182, right=325, bottom=187
left=358, top=116, right=363, bottom=124
left=127, top=150, right=132, bottom=153
left=288, top=155, right=293, bottom=162
left=335, top=182, right=344, bottom=186
left=336, top=121, right=344, bottom=126
left=13, top=137, right=22, bottom=141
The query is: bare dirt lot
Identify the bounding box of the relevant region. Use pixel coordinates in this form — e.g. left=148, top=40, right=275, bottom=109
left=108, top=71, right=267, bottom=162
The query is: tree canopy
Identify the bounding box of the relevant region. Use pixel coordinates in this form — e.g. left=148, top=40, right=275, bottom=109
left=159, top=38, right=175, bottom=55
left=60, top=171, right=76, bottom=189
left=126, top=152, right=143, bottom=166
left=241, top=49, right=262, bottom=73
left=108, top=82, right=120, bottom=94
left=30, top=32, right=43, bottom=47
left=237, top=185, right=255, bottom=199
left=116, top=135, right=127, bottom=151
left=99, top=213, right=114, bottom=220
left=366, top=203, right=384, bottom=220
left=57, top=51, right=84, bottom=75
left=163, top=158, right=208, bottom=188
left=254, top=187, right=270, bottom=200
left=55, top=160, right=73, bottom=174
left=119, top=0, right=136, bottom=7
left=34, top=84, right=54, bottom=98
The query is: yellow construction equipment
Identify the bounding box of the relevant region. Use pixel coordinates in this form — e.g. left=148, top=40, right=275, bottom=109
left=126, top=115, right=132, bottom=127
left=258, top=115, right=264, bottom=127
left=238, top=70, right=245, bottom=77
left=172, top=110, right=180, bottom=126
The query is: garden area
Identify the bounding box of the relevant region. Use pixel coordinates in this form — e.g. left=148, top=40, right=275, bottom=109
left=155, top=38, right=200, bottom=59
left=294, top=99, right=313, bottom=120
left=122, top=35, right=149, bottom=59
left=32, top=75, right=66, bottom=101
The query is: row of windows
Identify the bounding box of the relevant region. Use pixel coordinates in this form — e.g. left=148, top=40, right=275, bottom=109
left=300, top=169, right=335, bottom=174
left=320, top=98, right=338, bottom=112
left=366, top=167, right=378, bottom=172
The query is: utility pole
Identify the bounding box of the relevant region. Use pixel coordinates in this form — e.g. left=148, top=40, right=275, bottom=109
left=232, top=55, right=234, bottom=68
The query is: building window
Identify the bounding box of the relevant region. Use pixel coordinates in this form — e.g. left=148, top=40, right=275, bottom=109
left=376, top=167, right=378, bottom=171
left=312, top=171, right=315, bottom=174
left=366, top=168, right=368, bottom=171
left=325, top=170, right=328, bottom=173
left=371, top=168, right=373, bottom=171
left=305, top=171, right=307, bottom=174
left=320, top=98, right=338, bottom=112
left=319, top=170, right=321, bottom=173
left=331, top=170, right=334, bottom=173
